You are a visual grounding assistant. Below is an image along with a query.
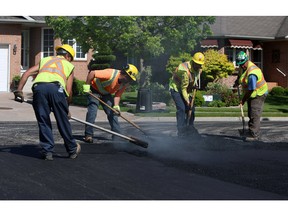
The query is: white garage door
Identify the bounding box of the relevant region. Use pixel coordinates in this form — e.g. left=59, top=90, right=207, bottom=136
left=0, top=44, right=9, bottom=92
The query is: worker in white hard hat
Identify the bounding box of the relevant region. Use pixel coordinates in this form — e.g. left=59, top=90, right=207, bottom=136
left=13, top=44, right=81, bottom=161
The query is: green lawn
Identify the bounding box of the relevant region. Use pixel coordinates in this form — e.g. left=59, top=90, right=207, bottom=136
left=73, top=93, right=288, bottom=117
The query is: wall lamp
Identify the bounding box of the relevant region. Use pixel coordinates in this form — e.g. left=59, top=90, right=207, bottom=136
left=13, top=44, right=17, bottom=55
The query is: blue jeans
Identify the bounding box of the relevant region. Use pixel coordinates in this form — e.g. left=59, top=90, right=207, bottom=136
left=85, top=92, right=121, bottom=137
left=170, top=89, right=195, bottom=134
left=32, top=82, right=78, bottom=155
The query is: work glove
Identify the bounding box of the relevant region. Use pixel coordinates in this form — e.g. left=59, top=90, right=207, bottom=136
left=113, top=105, right=121, bottom=115
left=13, top=90, right=24, bottom=103
left=83, top=84, right=91, bottom=93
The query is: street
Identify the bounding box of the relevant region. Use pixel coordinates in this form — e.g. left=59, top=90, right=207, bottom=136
left=0, top=120, right=288, bottom=200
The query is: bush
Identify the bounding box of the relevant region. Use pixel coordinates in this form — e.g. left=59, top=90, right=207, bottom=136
left=270, top=86, right=285, bottom=96
left=194, top=91, right=205, bottom=107
left=150, top=82, right=172, bottom=105
left=72, top=78, right=86, bottom=96
left=207, top=100, right=225, bottom=107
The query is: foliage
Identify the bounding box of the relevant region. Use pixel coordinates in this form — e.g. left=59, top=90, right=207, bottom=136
left=150, top=82, right=172, bottom=105
left=12, top=75, right=21, bottom=82
left=205, top=82, right=239, bottom=107
left=88, top=50, right=116, bottom=70
left=202, top=49, right=235, bottom=85
left=269, top=86, right=285, bottom=96
left=165, top=52, right=192, bottom=75
left=45, top=16, right=215, bottom=59
left=207, top=100, right=226, bottom=107
left=194, top=91, right=205, bottom=107
left=72, top=78, right=86, bottom=96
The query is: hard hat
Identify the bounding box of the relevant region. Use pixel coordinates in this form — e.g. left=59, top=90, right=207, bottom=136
left=123, top=64, right=138, bottom=81
left=192, top=52, right=205, bottom=65
left=55, top=44, right=75, bottom=61
left=236, top=51, right=248, bottom=66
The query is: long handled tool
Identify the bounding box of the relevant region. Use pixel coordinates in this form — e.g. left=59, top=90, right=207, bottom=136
left=87, top=92, right=148, bottom=136
left=186, top=88, right=197, bottom=126
left=22, top=99, right=148, bottom=148
left=237, top=86, right=245, bottom=135
left=71, top=116, right=148, bottom=148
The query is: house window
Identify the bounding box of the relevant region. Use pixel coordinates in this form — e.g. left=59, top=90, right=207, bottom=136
left=66, top=39, right=87, bottom=60
left=42, top=28, right=55, bottom=57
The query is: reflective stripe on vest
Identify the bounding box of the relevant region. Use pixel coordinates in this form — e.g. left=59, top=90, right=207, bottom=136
left=94, top=69, right=119, bottom=95
left=38, top=57, right=67, bottom=85
left=173, top=62, right=192, bottom=84
left=240, top=62, right=268, bottom=97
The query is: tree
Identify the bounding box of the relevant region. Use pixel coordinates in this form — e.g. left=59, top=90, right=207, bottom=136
left=45, top=16, right=215, bottom=71
left=202, top=49, right=235, bottom=84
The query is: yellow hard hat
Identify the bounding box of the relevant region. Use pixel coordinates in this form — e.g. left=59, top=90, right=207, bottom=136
left=55, top=44, right=75, bottom=61
left=124, top=64, right=138, bottom=81
left=192, top=52, right=205, bottom=65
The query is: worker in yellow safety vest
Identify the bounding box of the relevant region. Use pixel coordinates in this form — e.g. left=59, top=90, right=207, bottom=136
left=169, top=52, right=204, bottom=137
left=236, top=51, right=268, bottom=141
left=83, top=64, right=139, bottom=143
left=13, top=44, right=81, bottom=160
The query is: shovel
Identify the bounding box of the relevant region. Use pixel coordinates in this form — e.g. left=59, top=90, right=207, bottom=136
left=237, top=86, right=246, bottom=135
left=22, top=99, right=148, bottom=148
left=71, top=117, right=148, bottom=148
left=87, top=92, right=149, bottom=136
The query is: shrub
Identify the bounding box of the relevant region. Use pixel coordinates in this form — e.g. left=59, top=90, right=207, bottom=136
left=194, top=91, right=205, bottom=107
left=72, top=78, right=86, bottom=96
left=207, top=100, right=225, bottom=107
left=270, top=86, right=285, bottom=96
left=150, top=82, right=172, bottom=105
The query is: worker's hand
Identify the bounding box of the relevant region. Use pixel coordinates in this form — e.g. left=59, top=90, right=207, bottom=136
left=83, top=84, right=91, bottom=93
left=113, top=105, right=121, bottom=115
left=191, top=85, right=199, bottom=90
left=14, top=90, right=24, bottom=103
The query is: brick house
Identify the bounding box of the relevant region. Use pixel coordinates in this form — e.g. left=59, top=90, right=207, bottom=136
left=200, top=16, right=288, bottom=89
left=1, top=16, right=288, bottom=93
left=0, top=16, right=94, bottom=93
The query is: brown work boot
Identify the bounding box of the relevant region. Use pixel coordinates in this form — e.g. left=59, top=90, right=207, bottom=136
left=69, top=143, right=81, bottom=159
left=83, top=135, right=93, bottom=143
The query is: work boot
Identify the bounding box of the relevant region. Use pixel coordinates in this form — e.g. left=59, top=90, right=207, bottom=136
left=41, top=152, right=53, bottom=161
left=69, top=143, right=81, bottom=159
left=245, top=135, right=259, bottom=142
left=83, top=135, right=93, bottom=143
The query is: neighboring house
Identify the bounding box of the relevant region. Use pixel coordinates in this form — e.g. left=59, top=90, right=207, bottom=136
left=2, top=16, right=288, bottom=93
left=200, top=16, right=288, bottom=89
left=0, top=16, right=93, bottom=93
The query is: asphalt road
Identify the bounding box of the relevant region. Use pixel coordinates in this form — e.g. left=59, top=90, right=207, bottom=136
left=1, top=120, right=288, bottom=201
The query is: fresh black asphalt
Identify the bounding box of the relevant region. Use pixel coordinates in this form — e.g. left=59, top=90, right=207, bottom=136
left=1, top=121, right=288, bottom=200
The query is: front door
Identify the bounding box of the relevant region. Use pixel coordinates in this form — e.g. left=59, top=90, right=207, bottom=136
left=0, top=44, right=9, bottom=92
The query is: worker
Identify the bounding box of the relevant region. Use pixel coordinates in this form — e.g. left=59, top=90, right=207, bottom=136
left=169, top=52, right=204, bottom=137
left=235, top=51, right=268, bottom=141
left=83, top=64, right=139, bottom=143
left=13, top=44, right=81, bottom=160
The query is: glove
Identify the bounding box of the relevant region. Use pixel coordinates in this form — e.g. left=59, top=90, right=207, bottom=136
left=113, top=105, right=121, bottom=115
left=14, top=90, right=24, bottom=103
left=83, top=84, right=91, bottom=93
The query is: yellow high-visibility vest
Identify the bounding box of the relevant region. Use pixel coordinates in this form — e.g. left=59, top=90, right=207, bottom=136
left=240, top=61, right=268, bottom=98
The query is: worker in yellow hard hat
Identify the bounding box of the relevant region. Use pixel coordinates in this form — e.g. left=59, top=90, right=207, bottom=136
left=13, top=44, right=81, bottom=160
left=82, top=64, right=139, bottom=143
left=169, top=52, right=204, bottom=137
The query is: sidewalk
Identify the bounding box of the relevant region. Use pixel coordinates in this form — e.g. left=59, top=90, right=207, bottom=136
left=1, top=92, right=287, bottom=122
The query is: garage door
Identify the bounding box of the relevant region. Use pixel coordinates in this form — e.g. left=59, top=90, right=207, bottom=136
left=0, top=44, right=9, bottom=92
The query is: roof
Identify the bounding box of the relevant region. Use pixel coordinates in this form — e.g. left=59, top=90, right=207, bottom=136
left=210, top=16, right=288, bottom=39
left=0, top=16, right=46, bottom=25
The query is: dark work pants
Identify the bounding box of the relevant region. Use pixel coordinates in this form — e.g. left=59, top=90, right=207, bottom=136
left=32, top=83, right=77, bottom=154
left=85, top=92, right=121, bottom=138
left=247, top=94, right=267, bottom=137
left=170, top=89, right=195, bottom=134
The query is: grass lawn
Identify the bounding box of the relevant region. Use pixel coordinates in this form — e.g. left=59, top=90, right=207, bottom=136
left=72, top=93, right=288, bottom=117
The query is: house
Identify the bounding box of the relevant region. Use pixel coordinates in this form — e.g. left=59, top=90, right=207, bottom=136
left=1, top=16, right=288, bottom=93
left=200, top=16, right=288, bottom=89
left=0, top=16, right=93, bottom=93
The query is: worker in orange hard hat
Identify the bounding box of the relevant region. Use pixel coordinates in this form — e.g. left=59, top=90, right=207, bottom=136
left=169, top=52, right=204, bottom=137
left=13, top=44, right=80, bottom=161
